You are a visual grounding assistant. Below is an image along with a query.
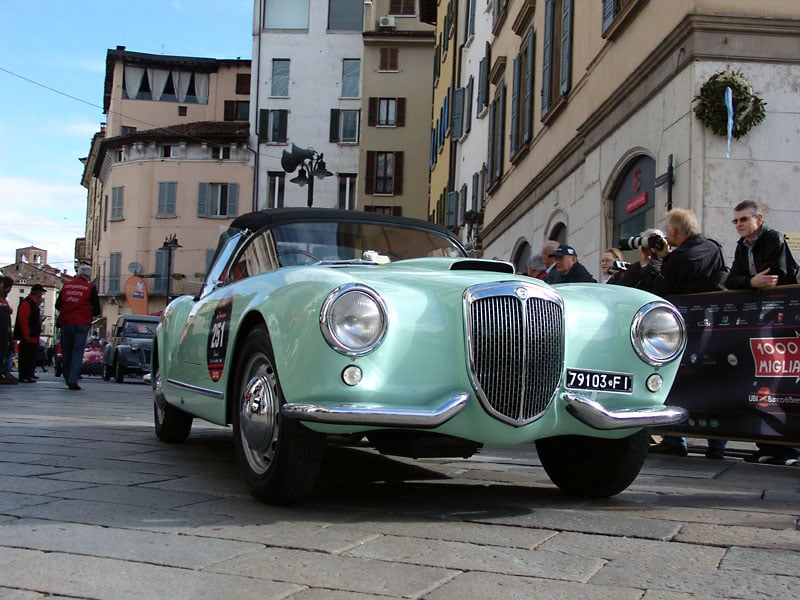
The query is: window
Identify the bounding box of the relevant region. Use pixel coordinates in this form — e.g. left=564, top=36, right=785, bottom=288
left=389, top=0, right=415, bottom=15
left=338, top=174, right=357, bottom=210
left=162, top=145, right=172, bottom=158
left=121, top=126, right=137, bottom=135
left=329, top=109, right=360, bottom=143
left=178, top=106, right=187, bottom=116
left=122, top=66, right=208, bottom=104
left=115, top=149, right=125, bottom=162
left=367, top=97, right=406, bottom=127
left=268, top=172, right=285, bottom=208
left=211, top=145, right=231, bottom=160
left=198, top=183, right=239, bottom=218
left=111, top=186, right=124, bottom=221
left=341, top=59, right=360, bottom=98
left=109, top=253, right=122, bottom=295
left=511, top=28, right=535, bottom=157
left=157, top=182, right=177, bottom=217
left=365, top=151, right=403, bottom=195
left=487, top=82, right=506, bottom=189
left=271, top=59, right=290, bottom=96
left=235, top=73, right=250, bottom=95
left=264, top=0, right=309, bottom=29
left=364, top=205, right=402, bottom=216
left=224, top=100, right=249, bottom=121
left=602, top=0, right=642, bottom=37
left=379, top=48, right=399, bottom=72
left=329, top=0, right=363, bottom=30
left=258, top=109, right=288, bottom=143
left=541, top=0, right=573, bottom=117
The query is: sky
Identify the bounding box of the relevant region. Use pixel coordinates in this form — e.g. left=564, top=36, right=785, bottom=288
left=0, top=0, right=253, bottom=273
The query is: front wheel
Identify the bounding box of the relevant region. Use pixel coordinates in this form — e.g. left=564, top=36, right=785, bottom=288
left=232, top=326, right=324, bottom=505
left=535, top=429, right=649, bottom=498
left=153, top=364, right=193, bottom=443
left=114, top=356, right=125, bottom=383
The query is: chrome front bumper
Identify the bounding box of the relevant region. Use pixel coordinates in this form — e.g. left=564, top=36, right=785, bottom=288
left=564, top=393, right=688, bottom=430
left=282, top=390, right=687, bottom=431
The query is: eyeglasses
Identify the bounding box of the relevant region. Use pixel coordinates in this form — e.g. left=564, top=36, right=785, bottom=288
left=731, top=216, right=752, bottom=224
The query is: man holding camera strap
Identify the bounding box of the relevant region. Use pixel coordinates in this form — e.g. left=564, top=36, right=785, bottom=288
left=640, top=208, right=728, bottom=297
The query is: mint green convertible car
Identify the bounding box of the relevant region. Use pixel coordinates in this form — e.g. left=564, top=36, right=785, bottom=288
left=152, top=208, right=687, bottom=504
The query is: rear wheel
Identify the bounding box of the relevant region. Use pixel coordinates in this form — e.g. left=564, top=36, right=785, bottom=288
left=153, top=363, right=192, bottom=443
left=233, top=325, right=324, bottom=505
left=114, top=356, right=125, bottom=383
left=535, top=429, right=649, bottom=498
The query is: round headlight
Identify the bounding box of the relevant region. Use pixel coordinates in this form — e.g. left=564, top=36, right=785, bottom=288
left=631, top=302, right=686, bottom=366
left=321, top=285, right=387, bottom=355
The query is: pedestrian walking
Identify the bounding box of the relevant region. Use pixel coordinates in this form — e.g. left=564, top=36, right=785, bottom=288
left=56, top=264, right=102, bottom=391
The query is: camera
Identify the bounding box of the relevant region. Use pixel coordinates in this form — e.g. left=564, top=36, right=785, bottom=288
left=618, top=233, right=667, bottom=252
left=609, top=260, right=630, bottom=273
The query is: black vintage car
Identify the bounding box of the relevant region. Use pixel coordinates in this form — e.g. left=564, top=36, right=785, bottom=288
left=103, top=314, right=159, bottom=383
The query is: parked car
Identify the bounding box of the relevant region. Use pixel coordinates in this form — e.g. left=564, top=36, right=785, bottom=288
left=103, top=314, right=159, bottom=383
left=54, top=339, right=106, bottom=377
left=152, top=208, right=688, bottom=505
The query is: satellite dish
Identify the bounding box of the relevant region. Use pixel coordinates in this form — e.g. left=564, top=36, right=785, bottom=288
left=128, top=262, right=143, bottom=275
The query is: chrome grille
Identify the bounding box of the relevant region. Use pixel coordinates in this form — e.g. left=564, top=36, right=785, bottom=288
left=467, top=283, right=564, bottom=425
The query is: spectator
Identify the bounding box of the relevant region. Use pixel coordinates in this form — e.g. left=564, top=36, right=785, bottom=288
left=56, top=264, right=102, bottom=391
left=13, top=284, right=46, bottom=383
left=642, top=208, right=728, bottom=458
left=541, top=240, right=562, bottom=284
left=527, top=254, right=547, bottom=280
left=549, top=245, right=597, bottom=283
left=726, top=199, right=799, bottom=466
left=0, top=276, right=16, bottom=384
left=600, top=247, right=625, bottom=284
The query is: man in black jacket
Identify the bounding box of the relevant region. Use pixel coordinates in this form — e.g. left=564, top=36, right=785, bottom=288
left=549, top=245, right=597, bottom=283
left=640, top=208, right=727, bottom=296
left=726, top=199, right=797, bottom=289
left=726, top=199, right=799, bottom=466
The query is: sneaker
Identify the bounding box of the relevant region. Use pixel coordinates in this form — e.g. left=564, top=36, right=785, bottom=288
left=705, top=447, right=725, bottom=459
left=67, top=383, right=81, bottom=390
left=649, top=441, right=688, bottom=457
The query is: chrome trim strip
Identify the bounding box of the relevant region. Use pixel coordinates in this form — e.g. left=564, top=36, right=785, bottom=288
left=281, top=392, right=470, bottom=428
left=564, top=393, right=688, bottom=430
left=166, top=378, right=224, bottom=399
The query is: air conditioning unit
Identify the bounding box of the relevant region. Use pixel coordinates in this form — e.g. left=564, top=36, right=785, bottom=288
left=379, top=15, right=396, bottom=28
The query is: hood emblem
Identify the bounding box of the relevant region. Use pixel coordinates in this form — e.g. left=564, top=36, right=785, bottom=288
left=515, top=287, right=528, bottom=300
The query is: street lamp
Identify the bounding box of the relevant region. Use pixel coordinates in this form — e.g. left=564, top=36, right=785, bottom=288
left=161, top=234, right=181, bottom=300
left=281, top=144, right=333, bottom=207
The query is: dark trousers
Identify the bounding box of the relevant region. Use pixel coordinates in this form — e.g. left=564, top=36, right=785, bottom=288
left=18, top=340, right=37, bottom=379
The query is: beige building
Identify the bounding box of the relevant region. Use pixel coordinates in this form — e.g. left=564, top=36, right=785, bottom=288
left=360, top=1, right=436, bottom=219
left=427, top=0, right=800, bottom=275
left=81, top=47, right=253, bottom=328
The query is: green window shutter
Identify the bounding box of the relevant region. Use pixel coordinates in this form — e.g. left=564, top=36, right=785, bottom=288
left=510, top=55, right=521, bottom=154
left=227, top=183, right=239, bottom=217
left=276, top=110, right=288, bottom=143
left=560, top=0, right=573, bottom=96
left=451, top=87, right=464, bottom=141
left=541, top=0, right=554, bottom=115
left=602, top=0, right=617, bottom=33
left=524, top=29, right=535, bottom=143
left=258, top=109, right=270, bottom=142
left=197, top=182, right=208, bottom=217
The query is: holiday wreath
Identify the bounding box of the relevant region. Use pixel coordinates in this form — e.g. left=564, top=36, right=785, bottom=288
left=692, top=70, right=766, bottom=139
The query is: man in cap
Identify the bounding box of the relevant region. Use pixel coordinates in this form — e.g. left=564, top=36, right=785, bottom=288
left=56, top=264, right=101, bottom=390
left=14, top=284, right=46, bottom=383
left=550, top=245, right=597, bottom=283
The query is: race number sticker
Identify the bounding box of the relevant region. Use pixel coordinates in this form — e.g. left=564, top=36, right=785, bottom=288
left=207, top=296, right=233, bottom=382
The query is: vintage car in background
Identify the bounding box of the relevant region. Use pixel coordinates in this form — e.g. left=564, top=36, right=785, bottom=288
left=103, top=314, right=159, bottom=383
left=54, top=339, right=105, bottom=377
left=152, top=208, right=688, bottom=505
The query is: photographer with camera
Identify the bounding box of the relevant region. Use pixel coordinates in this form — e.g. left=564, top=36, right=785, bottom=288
left=613, top=229, right=665, bottom=290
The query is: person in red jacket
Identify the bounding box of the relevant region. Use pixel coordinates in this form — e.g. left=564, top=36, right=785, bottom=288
left=55, top=265, right=101, bottom=390
left=13, top=284, right=46, bottom=383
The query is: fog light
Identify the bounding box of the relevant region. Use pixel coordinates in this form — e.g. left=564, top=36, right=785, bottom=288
left=646, top=373, right=663, bottom=392
left=342, top=365, right=362, bottom=386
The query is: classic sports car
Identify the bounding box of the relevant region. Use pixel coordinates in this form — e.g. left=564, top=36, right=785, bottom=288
left=152, top=208, right=688, bottom=505
left=103, top=314, right=159, bottom=382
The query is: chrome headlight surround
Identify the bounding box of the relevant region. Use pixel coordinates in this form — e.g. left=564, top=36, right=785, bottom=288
left=320, top=284, right=387, bottom=356
left=631, top=301, right=687, bottom=366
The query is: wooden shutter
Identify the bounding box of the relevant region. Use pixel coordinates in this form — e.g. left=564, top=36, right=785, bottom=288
left=602, top=0, right=617, bottom=33
left=524, top=29, right=534, bottom=143
left=393, top=152, right=403, bottom=195
left=396, top=98, right=406, bottom=127
left=224, top=101, right=235, bottom=121
left=459, top=183, right=468, bottom=226
left=367, top=98, right=377, bottom=126
left=275, top=110, right=288, bottom=143
left=446, top=191, right=458, bottom=228
left=258, top=109, right=270, bottom=142
left=197, top=183, right=208, bottom=217
left=451, top=87, right=464, bottom=141
left=510, top=55, right=521, bottom=154
left=365, top=151, right=375, bottom=194
left=330, top=109, right=341, bottom=142
left=465, top=76, right=474, bottom=133
left=541, top=0, right=554, bottom=115
left=560, top=0, right=573, bottom=96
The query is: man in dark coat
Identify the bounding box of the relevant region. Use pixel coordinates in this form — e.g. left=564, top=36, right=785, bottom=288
left=549, top=245, right=597, bottom=283
left=13, top=284, right=45, bottom=383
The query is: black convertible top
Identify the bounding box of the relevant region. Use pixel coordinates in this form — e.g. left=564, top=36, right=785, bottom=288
left=230, top=208, right=460, bottom=243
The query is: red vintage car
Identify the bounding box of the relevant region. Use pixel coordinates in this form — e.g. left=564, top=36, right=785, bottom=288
left=54, top=340, right=106, bottom=377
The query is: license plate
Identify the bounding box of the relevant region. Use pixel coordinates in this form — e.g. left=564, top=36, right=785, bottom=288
left=565, top=369, right=632, bottom=393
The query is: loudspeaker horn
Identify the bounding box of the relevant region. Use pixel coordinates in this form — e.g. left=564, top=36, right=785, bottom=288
left=280, top=144, right=316, bottom=173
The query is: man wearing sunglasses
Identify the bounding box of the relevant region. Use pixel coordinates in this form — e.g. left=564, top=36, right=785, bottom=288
left=725, top=199, right=797, bottom=289
left=725, top=199, right=799, bottom=466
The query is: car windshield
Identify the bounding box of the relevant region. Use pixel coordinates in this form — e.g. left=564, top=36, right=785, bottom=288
left=123, top=321, right=157, bottom=337
left=271, top=221, right=464, bottom=266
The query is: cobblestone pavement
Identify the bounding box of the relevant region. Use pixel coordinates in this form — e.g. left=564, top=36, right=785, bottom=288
left=0, top=373, right=798, bottom=599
